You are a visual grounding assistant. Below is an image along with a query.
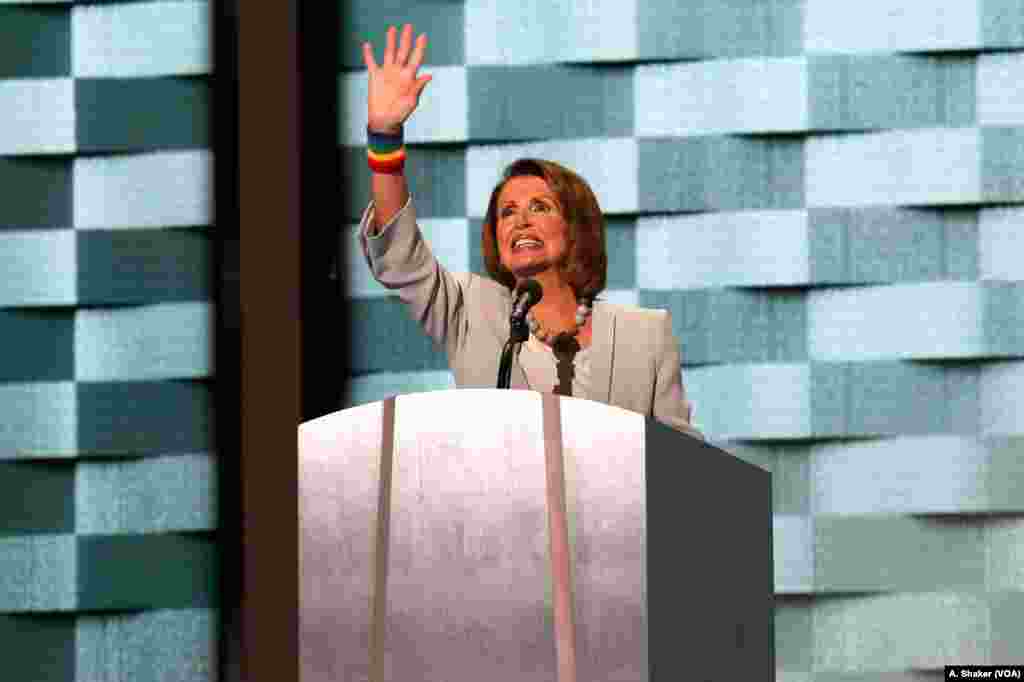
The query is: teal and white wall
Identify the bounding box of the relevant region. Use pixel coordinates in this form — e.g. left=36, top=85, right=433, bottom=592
left=340, top=1, right=1024, bottom=677
left=0, top=2, right=216, bottom=679
left=2, top=0, right=1021, bottom=678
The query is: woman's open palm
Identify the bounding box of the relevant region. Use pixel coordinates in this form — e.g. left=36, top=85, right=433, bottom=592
left=363, top=24, right=431, bottom=134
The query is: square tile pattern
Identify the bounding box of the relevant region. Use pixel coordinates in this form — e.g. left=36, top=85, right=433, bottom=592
left=0, top=2, right=216, bottom=680
left=2, top=0, right=1022, bottom=678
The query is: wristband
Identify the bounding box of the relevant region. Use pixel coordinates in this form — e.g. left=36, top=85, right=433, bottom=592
left=367, top=126, right=406, bottom=175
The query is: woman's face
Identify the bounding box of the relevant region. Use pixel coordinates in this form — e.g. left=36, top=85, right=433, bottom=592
left=495, top=176, right=569, bottom=281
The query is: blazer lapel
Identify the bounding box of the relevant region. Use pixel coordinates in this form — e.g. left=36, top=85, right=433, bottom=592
left=586, top=302, right=614, bottom=405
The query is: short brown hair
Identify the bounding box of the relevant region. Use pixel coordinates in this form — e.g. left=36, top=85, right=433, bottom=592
left=481, top=159, right=607, bottom=300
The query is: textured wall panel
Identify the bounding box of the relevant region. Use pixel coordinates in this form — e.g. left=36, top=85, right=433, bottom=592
left=349, top=296, right=448, bottom=374
left=76, top=609, right=217, bottom=682
left=596, top=288, right=639, bottom=307
left=71, top=1, right=211, bottom=78
left=774, top=515, right=814, bottom=594
left=636, top=210, right=809, bottom=289
left=811, top=593, right=993, bottom=671
left=985, top=437, right=1024, bottom=513
left=77, top=228, right=211, bottom=306
left=981, top=126, right=1024, bottom=201
left=0, top=461, right=75, bottom=534
left=991, top=593, right=1024, bottom=663
left=641, top=289, right=807, bottom=365
left=341, top=66, right=467, bottom=145
left=0, top=614, right=75, bottom=682
left=982, top=0, right=1024, bottom=48
left=775, top=599, right=814, bottom=674
left=469, top=65, right=633, bottom=141
left=636, top=59, right=808, bottom=136
left=805, top=128, right=980, bottom=208
left=808, top=55, right=975, bottom=131
left=728, top=442, right=812, bottom=515
left=693, top=362, right=982, bottom=441
left=810, top=362, right=979, bottom=437
left=72, top=151, right=212, bottom=229
left=347, top=369, right=455, bottom=405
left=0, top=383, right=77, bottom=458
left=807, top=207, right=978, bottom=284
left=0, top=78, right=75, bottom=155
left=639, top=136, right=805, bottom=212
left=0, top=309, right=75, bottom=382
left=803, top=0, right=980, bottom=53
left=811, top=436, right=1024, bottom=514
left=467, top=138, right=637, bottom=216
left=75, top=454, right=216, bottom=534
left=0, top=5, right=70, bottom=78
left=601, top=217, right=638, bottom=290
left=0, top=535, right=76, bottom=611
left=341, top=0, right=464, bottom=68
left=814, top=516, right=987, bottom=592
left=2, top=0, right=217, bottom=677
left=74, top=302, right=213, bottom=382
left=684, top=364, right=812, bottom=439
left=638, top=0, right=803, bottom=59
left=986, top=520, right=1024, bottom=590
left=76, top=533, right=216, bottom=610
left=981, top=361, right=1024, bottom=435
left=466, top=0, right=636, bottom=65
left=0, top=230, right=76, bottom=307
left=984, top=282, right=1024, bottom=356
left=981, top=207, right=1024, bottom=280
left=77, top=381, right=213, bottom=456
left=978, top=53, right=1024, bottom=125
left=808, top=283, right=985, bottom=361
left=0, top=158, right=72, bottom=229
left=75, top=77, right=210, bottom=153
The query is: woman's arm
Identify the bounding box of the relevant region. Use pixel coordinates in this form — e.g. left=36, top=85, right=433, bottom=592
left=363, top=24, right=430, bottom=231
left=369, top=173, right=408, bottom=235
left=359, top=25, right=469, bottom=356
left=653, top=311, right=703, bottom=440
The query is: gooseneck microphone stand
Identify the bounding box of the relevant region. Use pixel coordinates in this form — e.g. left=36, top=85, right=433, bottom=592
left=497, top=280, right=542, bottom=389
left=496, top=316, right=530, bottom=389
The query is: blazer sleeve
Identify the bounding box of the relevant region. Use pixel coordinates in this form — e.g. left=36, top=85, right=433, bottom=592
left=358, top=197, right=470, bottom=357
left=653, top=310, right=704, bottom=440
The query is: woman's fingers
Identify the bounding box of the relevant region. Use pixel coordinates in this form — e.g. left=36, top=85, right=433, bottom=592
left=383, top=25, right=396, bottom=64
left=396, top=24, right=414, bottom=66
left=413, top=74, right=432, bottom=100
left=408, top=33, right=428, bottom=72
left=362, top=42, right=378, bottom=71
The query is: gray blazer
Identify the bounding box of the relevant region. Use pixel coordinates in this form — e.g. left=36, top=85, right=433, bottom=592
left=359, top=199, right=701, bottom=439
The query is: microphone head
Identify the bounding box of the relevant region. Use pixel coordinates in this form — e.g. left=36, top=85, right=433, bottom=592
left=517, top=278, right=543, bottom=305
left=511, top=279, right=544, bottom=321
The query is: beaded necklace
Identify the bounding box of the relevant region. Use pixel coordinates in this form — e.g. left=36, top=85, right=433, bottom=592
left=526, top=299, right=593, bottom=344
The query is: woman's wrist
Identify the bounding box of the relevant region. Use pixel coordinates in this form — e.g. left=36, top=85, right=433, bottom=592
left=368, top=122, right=403, bottom=136
left=367, top=125, right=406, bottom=175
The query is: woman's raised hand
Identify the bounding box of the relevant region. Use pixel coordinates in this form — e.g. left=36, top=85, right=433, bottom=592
left=363, top=24, right=432, bottom=134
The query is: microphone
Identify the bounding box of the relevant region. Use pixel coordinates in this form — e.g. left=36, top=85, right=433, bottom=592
left=497, top=279, right=543, bottom=388
left=511, top=279, right=543, bottom=321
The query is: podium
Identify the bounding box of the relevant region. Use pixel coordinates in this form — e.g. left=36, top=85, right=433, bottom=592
left=299, top=390, right=772, bottom=681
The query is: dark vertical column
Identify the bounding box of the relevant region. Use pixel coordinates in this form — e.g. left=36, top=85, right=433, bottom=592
left=227, top=0, right=345, bottom=677
left=236, top=0, right=301, bottom=679
left=299, top=0, right=345, bottom=420
left=213, top=0, right=242, bottom=680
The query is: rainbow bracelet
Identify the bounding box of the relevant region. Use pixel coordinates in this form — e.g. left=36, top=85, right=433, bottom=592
left=367, top=127, right=406, bottom=175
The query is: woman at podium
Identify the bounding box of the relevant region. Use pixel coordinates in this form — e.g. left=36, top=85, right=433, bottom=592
left=357, top=24, right=700, bottom=438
